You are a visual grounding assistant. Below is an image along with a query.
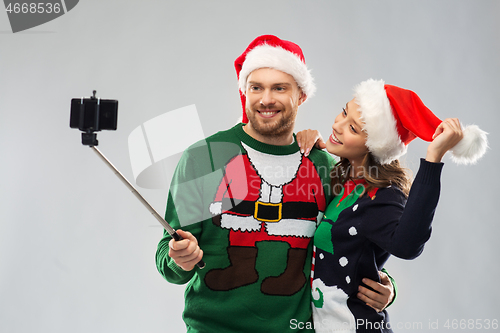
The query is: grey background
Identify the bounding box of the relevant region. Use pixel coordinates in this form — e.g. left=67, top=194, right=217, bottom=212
left=1, top=1, right=498, bottom=332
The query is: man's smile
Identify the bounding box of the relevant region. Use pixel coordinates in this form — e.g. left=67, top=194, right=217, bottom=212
left=257, top=109, right=281, bottom=118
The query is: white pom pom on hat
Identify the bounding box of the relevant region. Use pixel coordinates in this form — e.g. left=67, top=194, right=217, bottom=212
left=353, top=79, right=488, bottom=165
left=234, top=35, right=315, bottom=123
left=449, top=125, right=488, bottom=164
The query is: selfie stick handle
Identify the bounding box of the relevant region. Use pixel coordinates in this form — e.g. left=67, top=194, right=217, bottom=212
left=90, top=146, right=206, bottom=269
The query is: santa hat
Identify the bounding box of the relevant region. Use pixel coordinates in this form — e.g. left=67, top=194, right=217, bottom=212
left=354, top=79, right=488, bottom=165
left=235, top=35, right=315, bottom=123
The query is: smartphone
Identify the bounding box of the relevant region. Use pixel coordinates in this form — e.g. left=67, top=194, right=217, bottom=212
left=70, top=98, right=118, bottom=132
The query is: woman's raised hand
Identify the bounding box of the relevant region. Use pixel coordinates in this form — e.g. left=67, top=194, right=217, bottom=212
left=426, top=118, right=464, bottom=163
left=296, top=129, right=326, bottom=157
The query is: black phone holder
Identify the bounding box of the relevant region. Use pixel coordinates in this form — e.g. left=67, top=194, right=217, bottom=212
left=70, top=90, right=118, bottom=146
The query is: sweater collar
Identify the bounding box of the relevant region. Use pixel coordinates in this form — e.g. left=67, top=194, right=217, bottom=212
left=233, top=123, right=300, bottom=156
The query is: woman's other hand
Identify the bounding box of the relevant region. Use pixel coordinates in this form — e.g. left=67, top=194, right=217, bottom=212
left=296, top=129, right=326, bottom=157
left=426, top=118, right=464, bottom=163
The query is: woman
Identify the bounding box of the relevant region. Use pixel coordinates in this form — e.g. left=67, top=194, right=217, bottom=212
left=296, top=79, right=487, bottom=333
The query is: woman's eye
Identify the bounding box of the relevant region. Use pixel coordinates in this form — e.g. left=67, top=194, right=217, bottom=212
left=350, top=125, right=358, bottom=134
left=342, top=108, right=347, bottom=116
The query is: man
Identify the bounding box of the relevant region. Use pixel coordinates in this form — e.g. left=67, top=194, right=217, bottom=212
left=156, top=35, right=394, bottom=332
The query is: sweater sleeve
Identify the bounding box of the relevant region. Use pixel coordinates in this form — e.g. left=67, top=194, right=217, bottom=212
left=155, top=147, right=205, bottom=284
left=362, top=159, right=444, bottom=260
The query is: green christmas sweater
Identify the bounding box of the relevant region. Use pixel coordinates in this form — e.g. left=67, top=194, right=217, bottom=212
left=156, top=123, right=335, bottom=333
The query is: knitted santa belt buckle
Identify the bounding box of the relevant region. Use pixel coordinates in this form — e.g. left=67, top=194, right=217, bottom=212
left=221, top=198, right=318, bottom=221
left=254, top=201, right=282, bottom=223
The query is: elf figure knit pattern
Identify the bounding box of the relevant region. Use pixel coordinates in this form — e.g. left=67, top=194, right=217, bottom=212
left=156, top=123, right=335, bottom=333
left=311, top=159, right=443, bottom=333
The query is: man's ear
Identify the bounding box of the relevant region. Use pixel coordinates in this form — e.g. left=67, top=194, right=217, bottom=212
left=298, top=91, right=307, bottom=106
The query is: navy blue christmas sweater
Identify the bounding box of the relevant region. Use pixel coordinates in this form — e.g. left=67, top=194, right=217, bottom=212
left=311, top=159, right=443, bottom=333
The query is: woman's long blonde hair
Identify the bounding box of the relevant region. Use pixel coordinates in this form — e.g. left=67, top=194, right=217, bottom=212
left=331, top=153, right=412, bottom=197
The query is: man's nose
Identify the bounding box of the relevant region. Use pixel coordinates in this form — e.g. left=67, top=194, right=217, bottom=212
left=260, top=89, right=275, bottom=106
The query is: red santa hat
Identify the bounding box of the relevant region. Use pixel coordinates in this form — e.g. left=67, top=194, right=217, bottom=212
left=354, top=79, right=488, bottom=165
left=235, top=35, right=315, bottom=123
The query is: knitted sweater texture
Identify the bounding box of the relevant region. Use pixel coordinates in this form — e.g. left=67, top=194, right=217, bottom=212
left=311, top=159, right=443, bottom=333
left=156, top=123, right=335, bottom=333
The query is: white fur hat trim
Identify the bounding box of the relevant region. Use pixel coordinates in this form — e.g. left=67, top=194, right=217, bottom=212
left=354, top=79, right=406, bottom=165
left=238, top=44, right=316, bottom=98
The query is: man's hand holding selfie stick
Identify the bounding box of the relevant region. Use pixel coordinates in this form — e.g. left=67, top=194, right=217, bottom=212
left=70, top=91, right=205, bottom=270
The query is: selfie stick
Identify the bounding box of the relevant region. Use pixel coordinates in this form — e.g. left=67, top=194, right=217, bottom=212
left=90, top=145, right=206, bottom=269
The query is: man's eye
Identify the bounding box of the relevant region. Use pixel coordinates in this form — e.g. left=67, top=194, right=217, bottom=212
left=275, top=87, right=285, bottom=91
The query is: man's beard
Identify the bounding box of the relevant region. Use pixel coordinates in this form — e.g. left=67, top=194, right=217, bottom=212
left=245, top=107, right=297, bottom=139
